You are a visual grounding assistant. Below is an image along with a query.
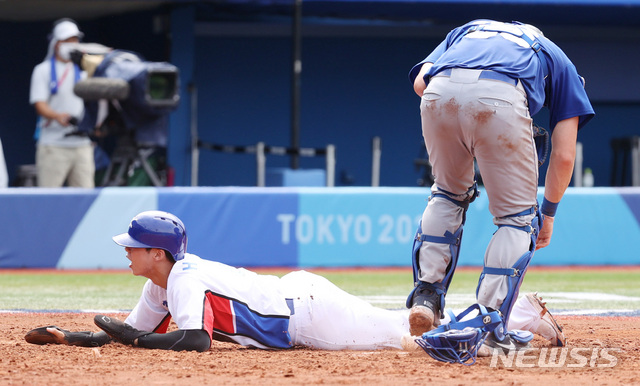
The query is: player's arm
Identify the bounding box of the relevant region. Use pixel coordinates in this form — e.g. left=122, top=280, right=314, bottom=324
left=537, top=116, right=579, bottom=249
left=413, top=62, right=433, bottom=96
left=25, top=326, right=112, bottom=347
left=136, top=329, right=211, bottom=352
left=95, top=315, right=211, bottom=352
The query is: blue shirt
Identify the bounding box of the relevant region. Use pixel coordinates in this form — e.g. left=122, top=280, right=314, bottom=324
left=409, top=20, right=595, bottom=131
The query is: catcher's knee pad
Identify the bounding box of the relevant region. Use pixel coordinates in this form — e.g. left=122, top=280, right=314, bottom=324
left=476, top=205, right=543, bottom=324
left=407, top=185, right=479, bottom=312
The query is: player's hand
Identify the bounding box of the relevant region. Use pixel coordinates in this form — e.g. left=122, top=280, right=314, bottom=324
left=536, top=215, right=554, bottom=250
left=25, top=325, right=111, bottom=347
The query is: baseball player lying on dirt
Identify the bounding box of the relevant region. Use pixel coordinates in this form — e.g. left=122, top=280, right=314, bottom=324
left=25, top=211, right=564, bottom=353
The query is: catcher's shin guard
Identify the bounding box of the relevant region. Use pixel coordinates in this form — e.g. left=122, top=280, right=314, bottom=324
left=406, top=222, right=463, bottom=314
left=407, top=185, right=479, bottom=315
left=476, top=205, right=543, bottom=324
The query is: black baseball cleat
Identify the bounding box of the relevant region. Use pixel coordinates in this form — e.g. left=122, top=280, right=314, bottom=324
left=408, top=285, right=441, bottom=336
left=477, top=330, right=531, bottom=357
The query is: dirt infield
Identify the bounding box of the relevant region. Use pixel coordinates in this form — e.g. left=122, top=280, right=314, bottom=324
left=2, top=312, right=638, bottom=385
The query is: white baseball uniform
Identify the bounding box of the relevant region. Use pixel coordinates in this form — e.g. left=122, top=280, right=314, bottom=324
left=125, top=253, right=410, bottom=350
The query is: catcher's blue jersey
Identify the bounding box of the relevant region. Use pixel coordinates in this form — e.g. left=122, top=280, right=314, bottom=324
left=409, top=19, right=594, bottom=131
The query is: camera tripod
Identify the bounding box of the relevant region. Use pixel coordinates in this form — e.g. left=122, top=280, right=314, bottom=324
left=100, top=135, right=165, bottom=187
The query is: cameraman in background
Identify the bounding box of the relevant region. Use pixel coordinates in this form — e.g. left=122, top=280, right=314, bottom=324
left=29, top=18, right=95, bottom=188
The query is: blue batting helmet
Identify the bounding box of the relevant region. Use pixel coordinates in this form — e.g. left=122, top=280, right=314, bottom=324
left=112, top=211, right=187, bottom=261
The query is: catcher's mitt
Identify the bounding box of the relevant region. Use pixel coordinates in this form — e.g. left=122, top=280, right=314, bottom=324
left=533, top=123, right=549, bottom=167
left=94, top=315, right=152, bottom=346
left=24, top=326, right=110, bottom=347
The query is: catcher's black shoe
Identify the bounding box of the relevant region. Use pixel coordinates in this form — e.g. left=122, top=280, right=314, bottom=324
left=409, top=284, right=441, bottom=336
left=477, top=330, right=531, bottom=357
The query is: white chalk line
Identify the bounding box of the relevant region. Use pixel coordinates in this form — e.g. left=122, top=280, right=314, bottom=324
left=2, top=292, right=639, bottom=316
left=359, top=292, right=640, bottom=316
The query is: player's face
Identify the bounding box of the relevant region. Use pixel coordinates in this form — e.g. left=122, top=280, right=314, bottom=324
left=124, top=247, right=155, bottom=277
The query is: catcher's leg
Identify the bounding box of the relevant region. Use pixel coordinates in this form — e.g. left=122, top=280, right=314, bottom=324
left=406, top=185, right=479, bottom=336
left=410, top=75, right=480, bottom=336
left=476, top=206, right=542, bottom=347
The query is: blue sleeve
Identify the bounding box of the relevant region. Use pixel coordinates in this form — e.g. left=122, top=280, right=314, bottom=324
left=407, top=22, right=479, bottom=84
left=424, top=40, right=449, bottom=66
left=547, top=63, right=595, bottom=131
left=408, top=40, right=449, bottom=84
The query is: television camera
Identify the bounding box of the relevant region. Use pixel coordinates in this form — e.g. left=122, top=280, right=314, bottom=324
left=61, top=42, right=180, bottom=186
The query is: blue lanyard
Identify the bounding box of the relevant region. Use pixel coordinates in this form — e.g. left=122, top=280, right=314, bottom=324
left=49, top=56, right=81, bottom=95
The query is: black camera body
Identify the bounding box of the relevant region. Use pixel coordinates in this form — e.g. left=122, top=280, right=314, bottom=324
left=64, top=43, right=180, bottom=186
left=67, top=44, right=180, bottom=146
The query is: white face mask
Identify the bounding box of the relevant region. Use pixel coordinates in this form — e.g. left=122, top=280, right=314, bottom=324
left=57, top=42, right=112, bottom=62
left=57, top=42, right=79, bottom=61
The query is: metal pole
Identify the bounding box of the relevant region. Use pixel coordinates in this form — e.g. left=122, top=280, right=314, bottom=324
left=325, top=144, right=335, bottom=187
left=189, top=83, right=199, bottom=187
left=256, top=142, right=266, bottom=187
left=632, top=136, right=639, bottom=186
left=574, top=141, right=583, bottom=187
left=371, top=136, right=381, bottom=187
left=290, top=0, right=302, bottom=169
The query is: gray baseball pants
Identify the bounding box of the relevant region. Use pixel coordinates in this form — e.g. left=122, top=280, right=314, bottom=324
left=417, top=68, right=538, bottom=310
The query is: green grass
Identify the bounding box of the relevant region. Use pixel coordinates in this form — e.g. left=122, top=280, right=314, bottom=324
left=0, top=272, right=147, bottom=311
left=315, top=268, right=640, bottom=295
left=313, top=268, right=640, bottom=311
left=1, top=267, right=639, bottom=312
left=317, top=270, right=414, bottom=296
